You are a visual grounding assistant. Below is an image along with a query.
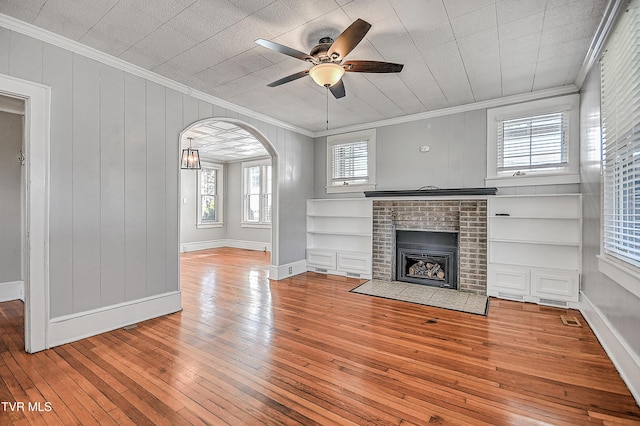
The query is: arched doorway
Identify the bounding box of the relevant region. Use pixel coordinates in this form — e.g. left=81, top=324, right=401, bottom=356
left=178, top=118, right=280, bottom=272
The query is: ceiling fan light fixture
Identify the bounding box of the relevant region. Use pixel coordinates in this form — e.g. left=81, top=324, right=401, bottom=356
left=309, top=63, right=345, bottom=87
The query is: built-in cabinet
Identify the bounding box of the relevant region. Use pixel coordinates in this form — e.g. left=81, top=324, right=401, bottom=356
left=306, top=199, right=372, bottom=279
left=487, top=194, right=581, bottom=308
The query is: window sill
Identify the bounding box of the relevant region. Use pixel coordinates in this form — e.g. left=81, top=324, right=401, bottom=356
left=597, top=254, right=640, bottom=298
left=485, top=173, right=580, bottom=188
left=241, top=223, right=271, bottom=229
left=196, top=223, right=223, bottom=229
left=326, top=183, right=376, bottom=194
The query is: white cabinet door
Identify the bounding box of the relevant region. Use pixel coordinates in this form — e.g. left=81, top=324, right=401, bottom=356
left=488, top=264, right=530, bottom=297
left=531, top=269, right=579, bottom=302
left=337, top=252, right=371, bottom=274
left=306, top=250, right=336, bottom=269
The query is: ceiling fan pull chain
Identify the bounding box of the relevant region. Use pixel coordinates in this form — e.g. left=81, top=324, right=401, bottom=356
left=326, top=87, right=329, bottom=130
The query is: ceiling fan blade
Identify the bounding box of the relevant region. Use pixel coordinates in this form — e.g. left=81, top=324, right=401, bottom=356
left=267, top=70, right=309, bottom=87
left=327, top=18, right=371, bottom=60
left=255, top=39, right=314, bottom=62
left=329, top=79, right=346, bottom=99
left=343, top=60, right=404, bottom=73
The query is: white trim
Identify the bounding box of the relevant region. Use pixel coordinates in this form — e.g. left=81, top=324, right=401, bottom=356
left=241, top=223, right=271, bottom=229
left=196, top=162, right=224, bottom=227
left=269, top=259, right=307, bottom=280
left=180, top=240, right=226, bottom=253
left=180, top=239, right=271, bottom=253
left=486, top=94, right=580, bottom=186
left=225, top=239, right=271, bottom=252
left=575, top=0, right=627, bottom=89
left=0, top=13, right=313, bottom=138
left=326, top=129, right=376, bottom=194
left=0, top=280, right=24, bottom=302
left=597, top=254, right=640, bottom=299
left=0, top=74, right=50, bottom=353
left=48, top=291, right=181, bottom=347
left=485, top=173, right=580, bottom=187
left=580, top=292, right=640, bottom=404
left=315, top=85, right=579, bottom=138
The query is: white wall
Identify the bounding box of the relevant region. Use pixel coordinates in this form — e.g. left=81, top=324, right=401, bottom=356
left=179, top=158, right=271, bottom=250
left=0, top=110, right=22, bottom=284
left=0, top=26, right=313, bottom=324
left=313, top=108, right=578, bottom=198
left=225, top=160, right=271, bottom=246
left=579, top=65, right=640, bottom=394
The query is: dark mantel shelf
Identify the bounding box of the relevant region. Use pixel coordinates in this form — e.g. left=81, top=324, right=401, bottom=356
left=364, top=188, right=498, bottom=197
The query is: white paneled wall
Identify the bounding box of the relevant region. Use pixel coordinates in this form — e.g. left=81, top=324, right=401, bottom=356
left=0, top=27, right=313, bottom=325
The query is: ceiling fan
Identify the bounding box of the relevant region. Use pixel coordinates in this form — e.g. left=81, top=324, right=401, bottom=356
left=255, top=18, right=404, bottom=99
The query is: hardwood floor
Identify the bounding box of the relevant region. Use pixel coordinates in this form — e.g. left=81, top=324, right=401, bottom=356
left=1, top=247, right=639, bottom=425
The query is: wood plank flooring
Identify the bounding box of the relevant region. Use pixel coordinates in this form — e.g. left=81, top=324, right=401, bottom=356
left=1, top=247, right=639, bottom=425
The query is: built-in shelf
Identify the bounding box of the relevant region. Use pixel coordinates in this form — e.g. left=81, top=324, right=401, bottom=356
left=487, top=194, right=582, bottom=308
left=307, top=199, right=372, bottom=279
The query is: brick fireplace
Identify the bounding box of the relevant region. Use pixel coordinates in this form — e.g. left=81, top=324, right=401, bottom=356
left=372, top=199, right=487, bottom=295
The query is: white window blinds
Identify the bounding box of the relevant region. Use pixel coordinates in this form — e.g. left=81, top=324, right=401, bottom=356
left=331, top=140, right=369, bottom=186
left=601, top=1, right=640, bottom=268
left=497, top=112, right=568, bottom=173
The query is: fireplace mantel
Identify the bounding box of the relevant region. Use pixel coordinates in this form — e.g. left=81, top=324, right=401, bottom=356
left=365, top=187, right=497, bottom=198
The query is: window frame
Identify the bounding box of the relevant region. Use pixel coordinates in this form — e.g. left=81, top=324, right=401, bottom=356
left=241, top=158, right=272, bottom=228
left=196, top=162, right=224, bottom=229
left=326, top=129, right=376, bottom=194
left=597, top=0, right=640, bottom=299
left=486, top=94, right=580, bottom=187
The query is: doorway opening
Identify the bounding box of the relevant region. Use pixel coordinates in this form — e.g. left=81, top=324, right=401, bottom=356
left=0, top=74, right=51, bottom=353
left=178, top=118, right=279, bottom=280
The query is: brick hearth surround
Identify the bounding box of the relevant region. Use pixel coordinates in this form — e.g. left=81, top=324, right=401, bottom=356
left=372, top=200, right=487, bottom=295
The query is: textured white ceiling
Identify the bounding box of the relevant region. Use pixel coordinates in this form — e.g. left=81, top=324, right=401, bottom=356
left=0, top=0, right=607, bottom=132
left=184, top=120, right=268, bottom=162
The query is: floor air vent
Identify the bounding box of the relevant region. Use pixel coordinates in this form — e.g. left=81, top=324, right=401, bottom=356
left=346, top=272, right=361, bottom=278
left=315, top=268, right=328, bottom=273
left=538, top=298, right=568, bottom=308
left=498, top=292, right=524, bottom=301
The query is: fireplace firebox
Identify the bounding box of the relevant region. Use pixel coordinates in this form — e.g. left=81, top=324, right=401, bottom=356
left=395, top=230, right=458, bottom=289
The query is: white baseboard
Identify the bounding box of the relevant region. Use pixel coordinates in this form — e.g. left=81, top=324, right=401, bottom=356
left=225, top=239, right=271, bottom=252
left=180, top=239, right=271, bottom=253
left=48, top=291, right=182, bottom=348
left=580, top=292, right=640, bottom=404
left=269, top=259, right=307, bottom=280
left=0, top=280, right=24, bottom=302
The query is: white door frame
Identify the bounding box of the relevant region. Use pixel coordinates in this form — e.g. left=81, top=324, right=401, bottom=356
left=0, top=73, right=50, bottom=353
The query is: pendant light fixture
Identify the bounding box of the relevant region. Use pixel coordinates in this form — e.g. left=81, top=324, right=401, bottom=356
left=181, top=137, right=201, bottom=170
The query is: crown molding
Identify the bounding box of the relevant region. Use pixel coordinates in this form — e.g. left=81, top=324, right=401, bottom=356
left=574, top=0, right=628, bottom=89
left=313, top=85, right=580, bottom=138
left=0, top=13, right=314, bottom=138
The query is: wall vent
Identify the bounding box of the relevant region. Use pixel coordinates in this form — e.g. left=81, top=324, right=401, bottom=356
left=346, top=272, right=361, bottom=278
left=538, top=298, right=568, bottom=308
left=315, top=268, right=328, bottom=273
left=498, top=292, right=524, bottom=301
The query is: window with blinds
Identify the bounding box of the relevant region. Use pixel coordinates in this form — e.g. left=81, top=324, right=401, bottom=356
left=601, top=1, right=640, bottom=268
left=326, top=129, right=376, bottom=193
left=331, top=140, right=369, bottom=186
left=497, top=112, right=568, bottom=174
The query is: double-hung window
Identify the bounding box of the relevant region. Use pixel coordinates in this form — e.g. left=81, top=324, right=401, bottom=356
left=242, top=159, right=271, bottom=226
left=498, top=112, right=568, bottom=173
left=197, top=162, right=223, bottom=227
left=326, top=129, right=376, bottom=193
left=486, top=94, right=580, bottom=186
left=601, top=1, right=640, bottom=272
